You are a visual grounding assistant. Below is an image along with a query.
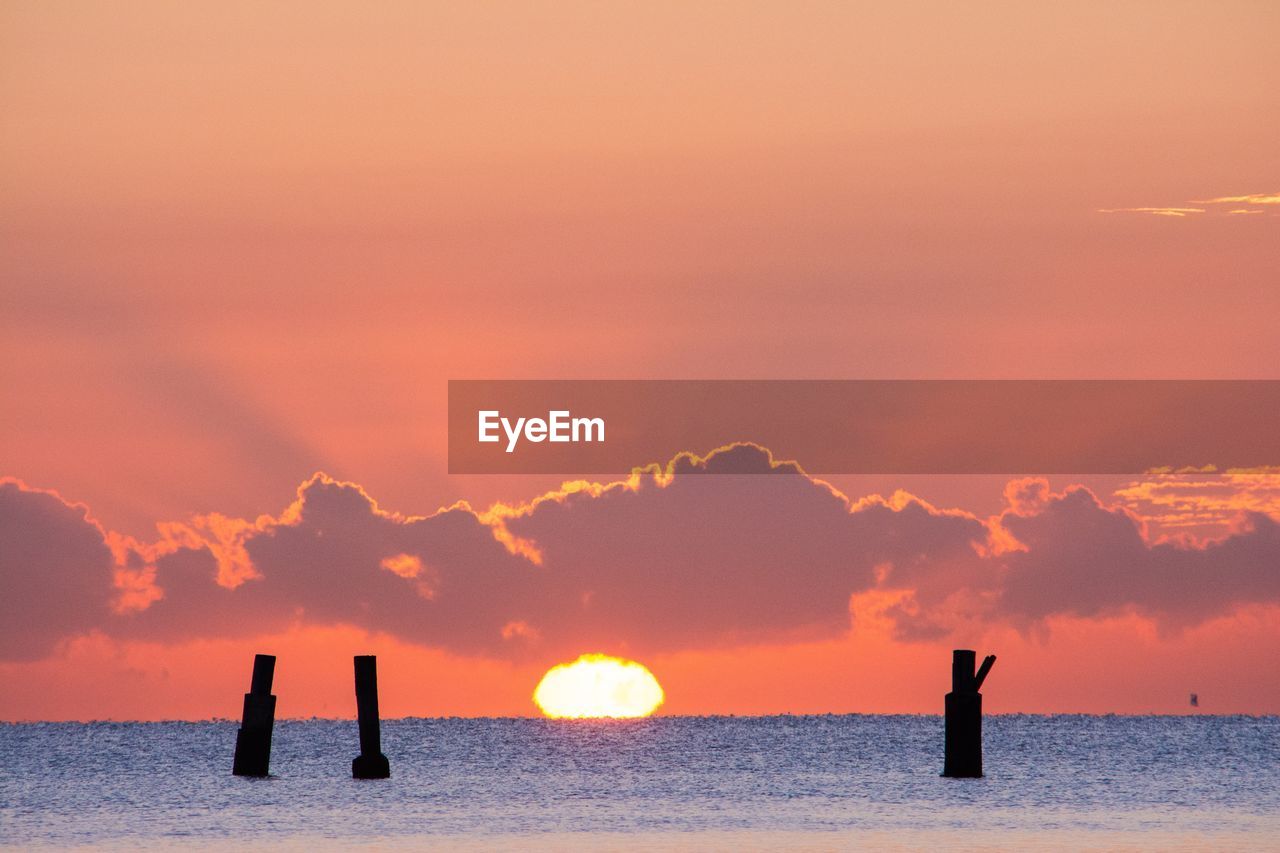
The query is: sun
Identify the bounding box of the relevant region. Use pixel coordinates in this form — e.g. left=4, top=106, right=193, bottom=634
left=533, top=654, right=665, bottom=719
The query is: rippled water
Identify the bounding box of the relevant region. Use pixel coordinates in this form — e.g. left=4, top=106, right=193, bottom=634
left=2, top=716, right=1277, bottom=850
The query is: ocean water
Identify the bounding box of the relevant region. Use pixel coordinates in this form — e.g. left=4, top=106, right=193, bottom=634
left=2, top=715, right=1277, bottom=851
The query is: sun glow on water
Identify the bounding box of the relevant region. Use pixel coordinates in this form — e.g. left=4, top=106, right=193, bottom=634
left=533, top=654, right=665, bottom=719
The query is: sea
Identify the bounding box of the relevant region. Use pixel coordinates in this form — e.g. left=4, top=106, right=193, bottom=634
left=2, top=715, right=1277, bottom=851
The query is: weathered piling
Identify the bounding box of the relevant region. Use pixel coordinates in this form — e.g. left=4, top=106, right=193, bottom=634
left=942, top=648, right=995, bottom=778
left=232, top=653, right=277, bottom=777
left=351, top=655, right=391, bottom=779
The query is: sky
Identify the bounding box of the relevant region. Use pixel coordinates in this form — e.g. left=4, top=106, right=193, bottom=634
left=2, top=1, right=1278, bottom=719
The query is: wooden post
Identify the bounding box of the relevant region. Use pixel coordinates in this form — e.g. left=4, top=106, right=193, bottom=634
left=351, top=655, right=391, bottom=779
left=943, top=649, right=995, bottom=778
left=232, top=654, right=277, bottom=777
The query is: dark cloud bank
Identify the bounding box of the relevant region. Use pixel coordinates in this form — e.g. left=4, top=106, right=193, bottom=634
left=2, top=444, right=1278, bottom=662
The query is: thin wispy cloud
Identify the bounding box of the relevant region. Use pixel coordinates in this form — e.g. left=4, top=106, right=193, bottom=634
left=1097, top=207, right=1204, bottom=217
left=1099, top=191, right=1280, bottom=218
left=1192, top=192, right=1280, bottom=205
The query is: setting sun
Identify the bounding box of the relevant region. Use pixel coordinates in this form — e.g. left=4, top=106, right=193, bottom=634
left=533, top=654, right=665, bottom=719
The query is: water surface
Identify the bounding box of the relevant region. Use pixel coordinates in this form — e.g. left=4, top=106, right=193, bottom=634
left=2, top=715, right=1276, bottom=850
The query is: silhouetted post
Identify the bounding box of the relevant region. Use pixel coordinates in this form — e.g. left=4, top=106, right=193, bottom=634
left=232, top=654, right=277, bottom=777
left=351, top=655, right=391, bottom=779
left=943, top=649, right=995, bottom=778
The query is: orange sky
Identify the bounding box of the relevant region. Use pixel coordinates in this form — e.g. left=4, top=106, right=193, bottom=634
left=2, top=2, right=1278, bottom=719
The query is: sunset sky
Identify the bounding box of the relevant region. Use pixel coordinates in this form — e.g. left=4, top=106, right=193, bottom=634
left=2, top=1, right=1278, bottom=720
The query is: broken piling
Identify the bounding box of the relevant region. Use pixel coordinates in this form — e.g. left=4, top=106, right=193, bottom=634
left=232, top=653, right=277, bottom=777
left=351, top=655, right=391, bottom=779
left=942, top=648, right=995, bottom=778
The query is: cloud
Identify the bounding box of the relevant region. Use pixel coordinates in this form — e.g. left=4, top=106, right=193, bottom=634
left=1099, top=191, right=1280, bottom=218
left=1115, top=468, right=1280, bottom=539
left=997, top=485, right=1280, bottom=629
left=0, top=480, right=117, bottom=660
left=2, top=446, right=1279, bottom=663
left=1191, top=192, right=1280, bottom=206
left=113, top=455, right=990, bottom=658
left=1096, top=207, right=1204, bottom=217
